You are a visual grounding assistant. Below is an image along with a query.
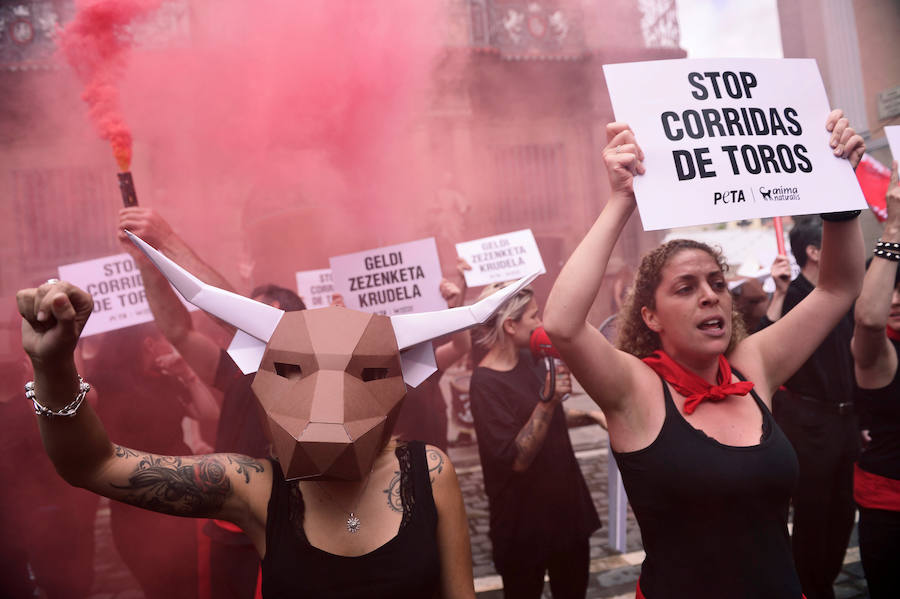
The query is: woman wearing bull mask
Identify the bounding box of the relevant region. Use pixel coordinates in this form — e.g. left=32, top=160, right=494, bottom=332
left=17, top=279, right=475, bottom=598
left=543, top=110, right=865, bottom=598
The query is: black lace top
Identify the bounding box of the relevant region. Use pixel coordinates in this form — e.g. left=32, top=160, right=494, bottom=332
left=261, top=441, right=441, bottom=598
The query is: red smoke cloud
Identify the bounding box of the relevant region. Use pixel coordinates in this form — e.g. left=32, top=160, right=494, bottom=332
left=42, top=0, right=445, bottom=286
left=59, top=0, right=163, bottom=171
left=116, top=1, right=444, bottom=281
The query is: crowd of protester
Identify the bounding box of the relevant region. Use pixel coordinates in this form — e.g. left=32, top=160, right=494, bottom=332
left=6, top=106, right=899, bottom=599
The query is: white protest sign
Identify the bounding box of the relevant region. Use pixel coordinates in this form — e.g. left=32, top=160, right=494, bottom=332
left=885, top=126, right=900, bottom=161
left=603, top=58, right=866, bottom=230
left=54, top=254, right=153, bottom=336
left=295, top=268, right=336, bottom=309
left=58, top=253, right=197, bottom=337
left=330, top=238, right=446, bottom=315
left=455, top=229, right=546, bottom=287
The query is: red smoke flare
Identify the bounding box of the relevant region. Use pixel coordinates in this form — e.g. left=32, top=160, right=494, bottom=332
left=58, top=0, right=162, bottom=171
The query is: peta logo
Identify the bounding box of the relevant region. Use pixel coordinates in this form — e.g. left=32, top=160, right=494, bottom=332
left=759, top=185, right=800, bottom=202
left=713, top=190, right=746, bottom=205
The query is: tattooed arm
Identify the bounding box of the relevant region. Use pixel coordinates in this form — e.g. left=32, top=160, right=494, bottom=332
left=511, top=363, right=572, bottom=472
left=103, top=447, right=268, bottom=521
left=17, top=281, right=270, bottom=550
left=511, top=402, right=558, bottom=472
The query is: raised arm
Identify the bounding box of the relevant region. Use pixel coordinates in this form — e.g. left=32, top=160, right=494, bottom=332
left=852, top=161, right=900, bottom=389
left=434, top=271, right=471, bottom=370
left=543, top=123, right=650, bottom=412
left=733, top=110, right=866, bottom=395
left=118, top=208, right=230, bottom=384
left=764, top=255, right=792, bottom=324
left=16, top=281, right=268, bottom=547
left=118, top=208, right=236, bottom=293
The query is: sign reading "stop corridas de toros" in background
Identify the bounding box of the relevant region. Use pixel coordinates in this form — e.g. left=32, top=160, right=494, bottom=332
left=603, top=58, right=866, bottom=231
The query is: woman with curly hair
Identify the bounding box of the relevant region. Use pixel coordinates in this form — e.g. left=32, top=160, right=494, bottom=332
left=543, top=110, right=865, bottom=599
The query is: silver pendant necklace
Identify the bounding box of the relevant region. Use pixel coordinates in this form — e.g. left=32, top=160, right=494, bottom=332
left=313, top=469, right=374, bottom=534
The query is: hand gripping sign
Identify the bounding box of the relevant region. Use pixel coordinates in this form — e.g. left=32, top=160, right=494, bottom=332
left=125, top=231, right=537, bottom=481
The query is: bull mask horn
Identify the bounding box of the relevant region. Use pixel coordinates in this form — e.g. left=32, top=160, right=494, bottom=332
left=124, top=231, right=283, bottom=373
left=390, top=272, right=538, bottom=351
left=126, top=230, right=539, bottom=384
left=389, top=271, right=539, bottom=387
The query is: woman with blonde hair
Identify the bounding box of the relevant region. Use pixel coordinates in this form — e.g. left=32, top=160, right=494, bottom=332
left=468, top=282, right=602, bottom=598
left=543, top=110, right=865, bottom=599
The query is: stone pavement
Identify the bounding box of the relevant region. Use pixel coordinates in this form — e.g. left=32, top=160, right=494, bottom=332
left=75, top=391, right=869, bottom=599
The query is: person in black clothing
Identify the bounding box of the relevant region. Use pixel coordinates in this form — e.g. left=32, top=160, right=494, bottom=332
left=85, top=324, right=221, bottom=599
left=850, top=161, right=900, bottom=599
left=119, top=208, right=310, bottom=599
left=765, top=217, right=860, bottom=599
left=17, top=279, right=479, bottom=597
left=0, top=357, right=99, bottom=599
left=543, top=111, right=865, bottom=599
left=394, top=270, right=471, bottom=452
left=469, top=283, right=602, bottom=598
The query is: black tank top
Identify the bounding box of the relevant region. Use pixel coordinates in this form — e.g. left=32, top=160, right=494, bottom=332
left=613, top=374, right=801, bottom=598
left=856, top=338, right=900, bottom=481
left=261, top=441, right=440, bottom=598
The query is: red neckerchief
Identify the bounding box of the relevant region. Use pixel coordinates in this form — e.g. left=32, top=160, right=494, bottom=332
left=887, top=326, right=900, bottom=342
left=641, top=350, right=755, bottom=414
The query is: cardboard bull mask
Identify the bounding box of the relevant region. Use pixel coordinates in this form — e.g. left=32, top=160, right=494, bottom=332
left=125, top=231, right=537, bottom=480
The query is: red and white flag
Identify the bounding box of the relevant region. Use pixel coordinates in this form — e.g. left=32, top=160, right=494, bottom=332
left=856, top=154, right=891, bottom=222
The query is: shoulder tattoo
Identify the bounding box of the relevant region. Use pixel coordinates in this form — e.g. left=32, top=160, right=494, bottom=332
left=384, top=470, right=403, bottom=513
left=426, top=448, right=444, bottom=483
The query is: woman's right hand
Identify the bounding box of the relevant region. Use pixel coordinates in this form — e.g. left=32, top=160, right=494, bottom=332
left=17, top=281, right=93, bottom=367
left=603, top=122, right=645, bottom=203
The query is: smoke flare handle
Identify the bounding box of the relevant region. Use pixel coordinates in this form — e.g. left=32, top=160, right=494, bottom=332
left=118, top=172, right=138, bottom=207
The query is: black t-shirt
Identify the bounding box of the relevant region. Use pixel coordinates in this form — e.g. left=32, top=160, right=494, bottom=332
left=469, top=351, right=600, bottom=570
left=213, top=350, right=270, bottom=458
left=856, top=338, right=900, bottom=481
left=781, top=274, right=855, bottom=403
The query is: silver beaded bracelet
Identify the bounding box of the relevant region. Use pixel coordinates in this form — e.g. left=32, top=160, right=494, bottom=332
left=24, top=376, right=91, bottom=418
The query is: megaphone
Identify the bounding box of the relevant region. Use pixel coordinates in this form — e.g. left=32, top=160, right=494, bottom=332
left=529, top=326, right=560, bottom=359
left=529, top=327, right=568, bottom=402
